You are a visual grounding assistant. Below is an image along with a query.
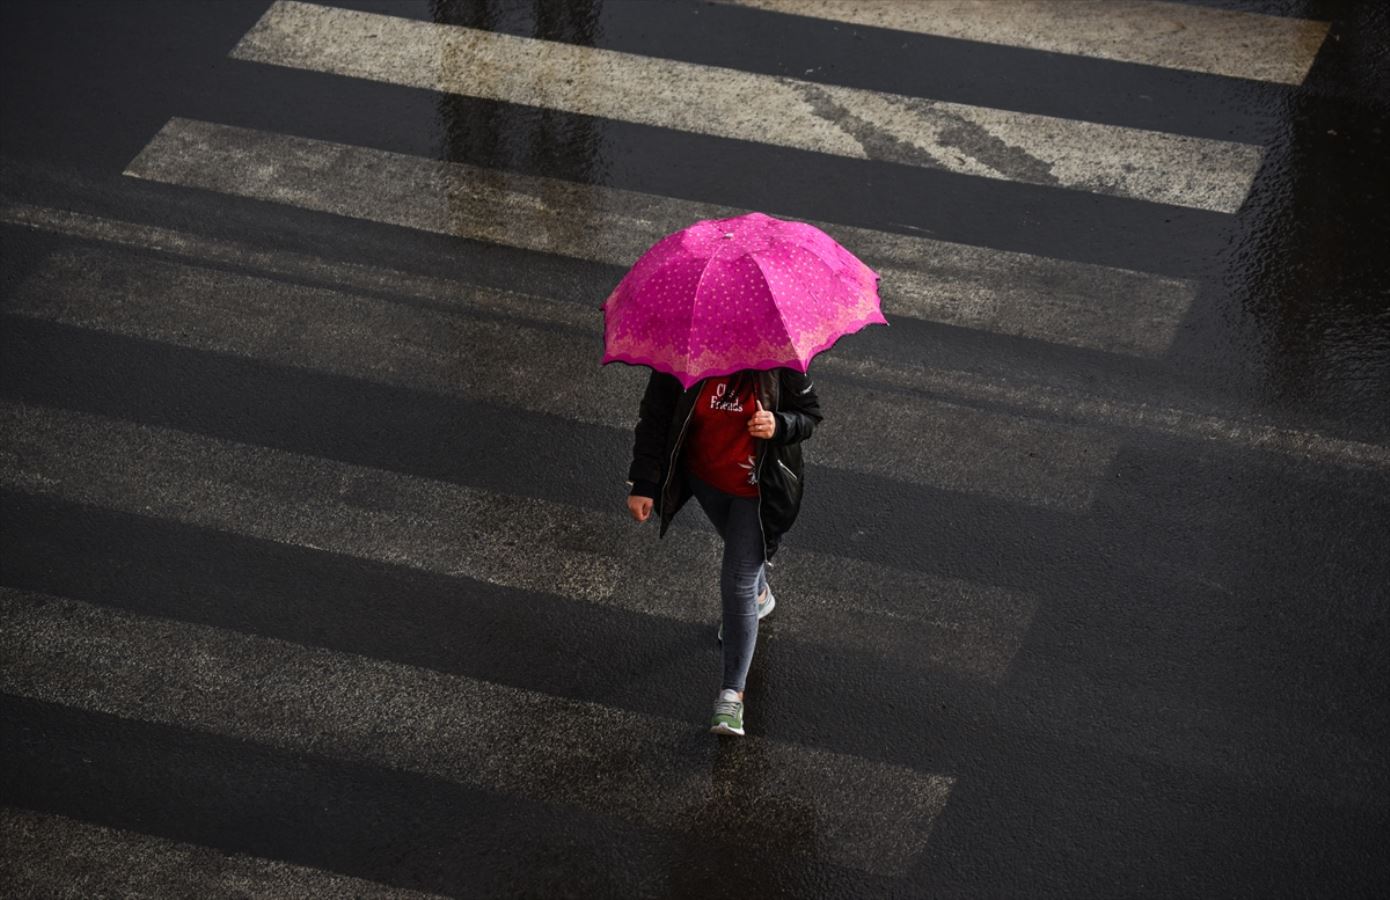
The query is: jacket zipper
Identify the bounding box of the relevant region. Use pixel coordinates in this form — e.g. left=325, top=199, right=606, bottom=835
left=776, top=458, right=798, bottom=483
left=660, top=392, right=698, bottom=524
left=754, top=375, right=772, bottom=567
left=755, top=444, right=768, bottom=567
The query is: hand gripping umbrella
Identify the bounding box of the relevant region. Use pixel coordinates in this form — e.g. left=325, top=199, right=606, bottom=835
left=600, top=211, right=886, bottom=389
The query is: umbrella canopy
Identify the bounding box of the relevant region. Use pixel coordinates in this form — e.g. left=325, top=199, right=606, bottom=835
left=601, top=211, right=886, bottom=389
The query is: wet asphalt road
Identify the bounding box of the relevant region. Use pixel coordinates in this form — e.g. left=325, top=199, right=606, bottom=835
left=2, top=0, right=1388, bottom=897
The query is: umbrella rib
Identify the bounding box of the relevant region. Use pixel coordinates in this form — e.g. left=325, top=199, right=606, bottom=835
left=745, top=249, right=800, bottom=363
left=684, top=235, right=730, bottom=382
left=788, top=241, right=844, bottom=351
left=763, top=233, right=848, bottom=354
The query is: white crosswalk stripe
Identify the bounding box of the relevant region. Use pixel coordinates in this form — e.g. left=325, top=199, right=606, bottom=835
left=230, top=0, right=1263, bottom=212
left=125, top=118, right=1198, bottom=357
left=0, top=589, right=955, bottom=877
left=0, top=807, right=447, bottom=900
left=0, top=400, right=1038, bottom=681
left=8, top=245, right=1117, bottom=510
left=716, top=0, right=1330, bottom=86
left=8, top=203, right=1385, bottom=476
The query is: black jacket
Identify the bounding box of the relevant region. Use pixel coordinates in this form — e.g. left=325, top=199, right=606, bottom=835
left=627, top=368, right=823, bottom=561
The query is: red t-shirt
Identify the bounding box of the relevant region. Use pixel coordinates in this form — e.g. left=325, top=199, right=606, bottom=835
left=684, top=376, right=759, bottom=497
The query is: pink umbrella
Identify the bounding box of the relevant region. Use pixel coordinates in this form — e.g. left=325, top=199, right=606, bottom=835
left=600, top=211, right=886, bottom=389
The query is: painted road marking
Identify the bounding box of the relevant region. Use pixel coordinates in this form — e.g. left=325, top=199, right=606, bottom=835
left=0, top=807, right=446, bottom=900
left=0, top=401, right=1037, bottom=681
left=8, top=243, right=1120, bottom=511
left=229, top=0, right=1262, bottom=212
left=124, top=118, right=1198, bottom=356
left=718, top=0, right=1330, bottom=86
left=0, top=589, right=955, bottom=876
left=6, top=203, right=1385, bottom=477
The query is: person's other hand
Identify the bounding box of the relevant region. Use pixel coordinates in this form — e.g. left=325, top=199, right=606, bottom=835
left=748, top=399, right=776, bottom=440
left=628, top=495, right=653, bottom=522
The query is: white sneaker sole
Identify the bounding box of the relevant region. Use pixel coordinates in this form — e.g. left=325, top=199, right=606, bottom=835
left=710, top=722, right=745, bottom=736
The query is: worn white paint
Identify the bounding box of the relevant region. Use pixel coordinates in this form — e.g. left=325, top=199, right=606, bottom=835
left=0, top=808, right=446, bottom=900
left=0, top=400, right=1038, bottom=680
left=228, top=1, right=1263, bottom=211
left=7, top=203, right=1384, bottom=476
left=719, top=0, right=1330, bottom=86
left=124, top=118, right=1198, bottom=356
left=0, top=589, right=955, bottom=876
left=7, top=245, right=1117, bottom=510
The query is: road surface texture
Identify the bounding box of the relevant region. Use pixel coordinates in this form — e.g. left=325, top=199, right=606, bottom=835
left=1, top=0, right=1387, bottom=896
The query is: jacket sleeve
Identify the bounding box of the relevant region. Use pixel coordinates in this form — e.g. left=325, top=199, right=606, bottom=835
left=770, top=368, right=823, bottom=446
left=628, top=370, right=679, bottom=498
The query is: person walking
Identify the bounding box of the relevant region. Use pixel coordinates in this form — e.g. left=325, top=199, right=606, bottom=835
left=625, top=365, right=822, bottom=736
left=600, top=210, right=884, bottom=736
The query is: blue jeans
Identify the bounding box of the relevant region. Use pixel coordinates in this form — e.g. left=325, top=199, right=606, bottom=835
left=686, top=471, right=768, bottom=693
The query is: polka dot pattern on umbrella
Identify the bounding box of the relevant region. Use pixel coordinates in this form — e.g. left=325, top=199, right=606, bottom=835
left=601, top=211, right=887, bottom=388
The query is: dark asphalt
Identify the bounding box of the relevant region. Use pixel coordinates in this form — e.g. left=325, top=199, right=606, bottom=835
left=2, top=0, right=1388, bottom=897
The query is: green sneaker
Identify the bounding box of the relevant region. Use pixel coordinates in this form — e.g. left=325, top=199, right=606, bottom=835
left=710, top=688, right=745, bottom=736
left=717, top=587, right=775, bottom=642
